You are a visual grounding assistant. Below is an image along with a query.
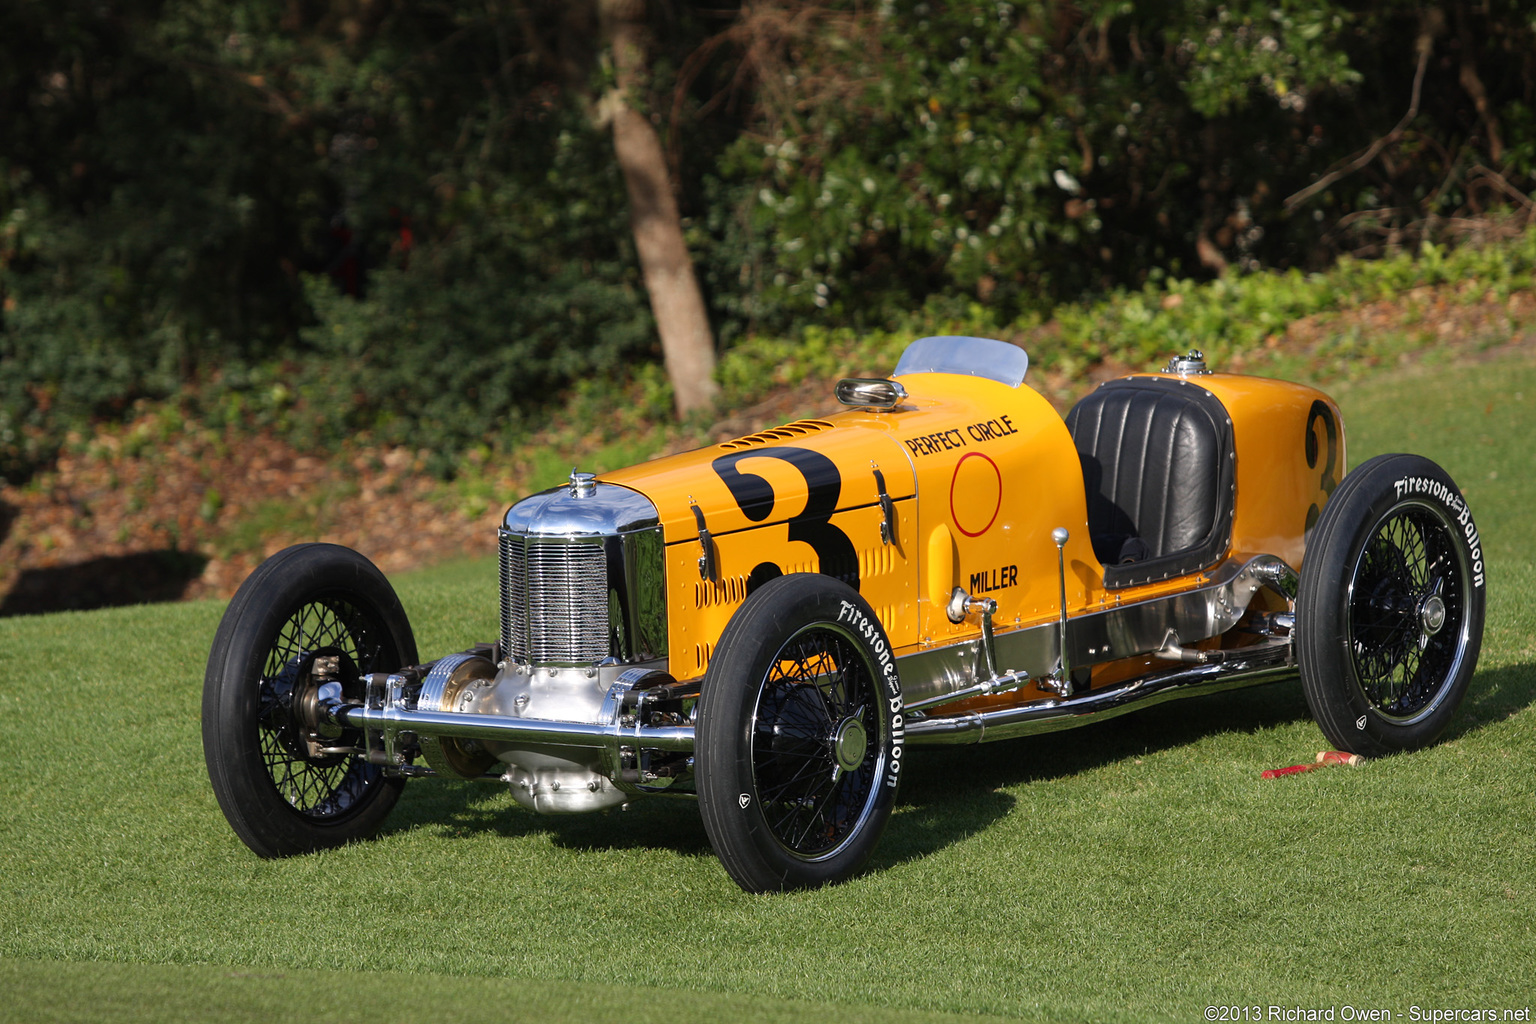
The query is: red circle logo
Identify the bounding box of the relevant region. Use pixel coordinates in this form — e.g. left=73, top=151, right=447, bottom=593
left=949, top=452, right=1002, bottom=537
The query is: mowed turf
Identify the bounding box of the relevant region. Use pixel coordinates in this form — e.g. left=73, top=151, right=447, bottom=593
left=2, top=353, right=1533, bottom=1023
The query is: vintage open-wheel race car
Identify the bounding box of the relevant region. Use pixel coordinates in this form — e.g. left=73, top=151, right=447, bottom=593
left=203, top=336, right=1486, bottom=891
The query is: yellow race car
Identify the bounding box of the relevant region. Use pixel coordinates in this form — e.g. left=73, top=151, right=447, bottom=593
left=203, top=336, right=1486, bottom=891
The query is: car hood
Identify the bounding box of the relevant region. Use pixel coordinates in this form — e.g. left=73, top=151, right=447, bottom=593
left=599, top=414, right=916, bottom=546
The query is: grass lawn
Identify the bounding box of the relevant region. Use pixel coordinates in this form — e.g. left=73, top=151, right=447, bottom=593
left=2, top=351, right=1532, bottom=1023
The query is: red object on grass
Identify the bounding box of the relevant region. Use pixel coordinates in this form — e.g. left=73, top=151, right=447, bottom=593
left=1261, top=751, right=1363, bottom=778
left=1261, top=763, right=1322, bottom=779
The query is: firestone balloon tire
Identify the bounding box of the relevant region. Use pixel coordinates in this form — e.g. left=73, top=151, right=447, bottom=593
left=1296, top=454, right=1485, bottom=757
left=696, top=574, right=904, bottom=892
left=203, top=543, right=417, bottom=857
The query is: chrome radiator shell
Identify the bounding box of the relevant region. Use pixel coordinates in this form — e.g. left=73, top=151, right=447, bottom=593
left=498, top=480, right=666, bottom=668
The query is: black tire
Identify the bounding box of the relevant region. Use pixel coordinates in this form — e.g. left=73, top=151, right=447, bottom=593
left=696, top=574, right=904, bottom=892
left=1297, top=454, right=1485, bottom=756
left=203, top=543, right=418, bottom=857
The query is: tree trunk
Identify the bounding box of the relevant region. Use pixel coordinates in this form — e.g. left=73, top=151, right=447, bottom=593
left=599, top=0, right=719, bottom=418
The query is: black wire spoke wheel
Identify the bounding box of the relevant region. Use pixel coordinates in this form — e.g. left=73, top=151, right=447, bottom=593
left=1348, top=506, right=1466, bottom=722
left=1298, top=454, right=1485, bottom=757
left=752, top=625, right=881, bottom=859
left=256, top=597, right=388, bottom=818
left=204, top=544, right=418, bottom=857
left=698, top=575, right=903, bottom=892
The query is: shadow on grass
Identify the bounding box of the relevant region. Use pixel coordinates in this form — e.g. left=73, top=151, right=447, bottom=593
left=901, top=675, right=1315, bottom=791
left=0, top=548, right=210, bottom=617
left=388, top=779, right=715, bottom=858
left=375, top=663, right=1534, bottom=874
left=381, top=679, right=1319, bottom=868
left=1445, top=660, right=1536, bottom=743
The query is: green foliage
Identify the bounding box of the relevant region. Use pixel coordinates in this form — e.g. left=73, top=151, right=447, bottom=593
left=0, top=0, right=715, bottom=480
left=712, top=0, right=1533, bottom=329
left=1041, top=230, right=1536, bottom=372
left=0, top=0, right=328, bottom=480
left=292, top=185, right=655, bottom=477
left=1173, top=0, right=1360, bottom=117
left=698, top=226, right=1536, bottom=419
left=3, top=0, right=1534, bottom=485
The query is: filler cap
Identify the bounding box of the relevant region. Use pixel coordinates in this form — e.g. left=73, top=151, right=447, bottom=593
left=1164, top=350, right=1211, bottom=376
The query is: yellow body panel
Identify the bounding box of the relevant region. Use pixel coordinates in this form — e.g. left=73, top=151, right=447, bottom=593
left=602, top=419, right=919, bottom=673
left=663, top=502, right=918, bottom=679
left=869, top=373, right=1096, bottom=644
left=603, top=364, right=1341, bottom=683
left=1184, top=373, right=1346, bottom=569
left=602, top=419, right=916, bottom=544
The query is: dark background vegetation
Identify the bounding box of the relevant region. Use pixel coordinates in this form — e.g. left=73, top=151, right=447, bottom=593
left=3, top=0, right=1533, bottom=484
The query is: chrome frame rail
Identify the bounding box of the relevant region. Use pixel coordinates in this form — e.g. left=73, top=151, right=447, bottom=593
left=333, top=703, right=696, bottom=753
left=903, top=639, right=1296, bottom=746
left=326, top=644, right=1294, bottom=760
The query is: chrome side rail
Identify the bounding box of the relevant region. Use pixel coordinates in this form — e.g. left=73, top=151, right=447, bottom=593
left=329, top=648, right=1294, bottom=757
left=905, top=639, right=1296, bottom=746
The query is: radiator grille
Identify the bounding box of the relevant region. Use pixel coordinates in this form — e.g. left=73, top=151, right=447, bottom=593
left=499, top=533, right=610, bottom=664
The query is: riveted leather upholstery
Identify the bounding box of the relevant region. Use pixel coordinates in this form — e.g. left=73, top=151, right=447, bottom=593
left=1064, top=377, right=1235, bottom=589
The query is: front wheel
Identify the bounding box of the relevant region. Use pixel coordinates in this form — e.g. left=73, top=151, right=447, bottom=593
left=696, top=575, right=904, bottom=892
left=1297, top=454, right=1485, bottom=757
left=203, top=543, right=418, bottom=857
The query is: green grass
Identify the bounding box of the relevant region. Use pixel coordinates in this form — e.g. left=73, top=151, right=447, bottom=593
left=2, top=353, right=1533, bottom=1023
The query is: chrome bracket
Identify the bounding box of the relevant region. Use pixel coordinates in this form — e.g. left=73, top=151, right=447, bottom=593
left=1042, top=527, right=1073, bottom=698
left=596, top=682, right=632, bottom=786
left=873, top=465, right=897, bottom=546
left=355, top=671, right=412, bottom=769
left=1153, top=628, right=1210, bottom=664
left=906, top=587, right=1028, bottom=713
left=690, top=502, right=717, bottom=582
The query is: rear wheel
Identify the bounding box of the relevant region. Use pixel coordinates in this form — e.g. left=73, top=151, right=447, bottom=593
left=697, top=575, right=903, bottom=892
left=1297, top=454, right=1485, bottom=756
left=203, top=543, right=417, bottom=856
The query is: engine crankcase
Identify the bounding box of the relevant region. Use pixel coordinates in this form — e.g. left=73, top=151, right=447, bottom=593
left=475, top=661, right=636, bottom=813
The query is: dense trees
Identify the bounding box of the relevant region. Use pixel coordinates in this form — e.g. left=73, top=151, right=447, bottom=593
left=722, top=1, right=1536, bottom=324
left=3, top=1, right=1533, bottom=481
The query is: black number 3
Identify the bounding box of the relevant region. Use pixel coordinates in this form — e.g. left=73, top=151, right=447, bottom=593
left=1304, top=400, right=1339, bottom=543
left=711, top=447, right=860, bottom=591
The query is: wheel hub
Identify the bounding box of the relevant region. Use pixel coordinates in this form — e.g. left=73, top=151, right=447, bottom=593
left=275, top=647, right=355, bottom=763
left=832, top=716, right=868, bottom=773
left=1419, top=593, right=1447, bottom=637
